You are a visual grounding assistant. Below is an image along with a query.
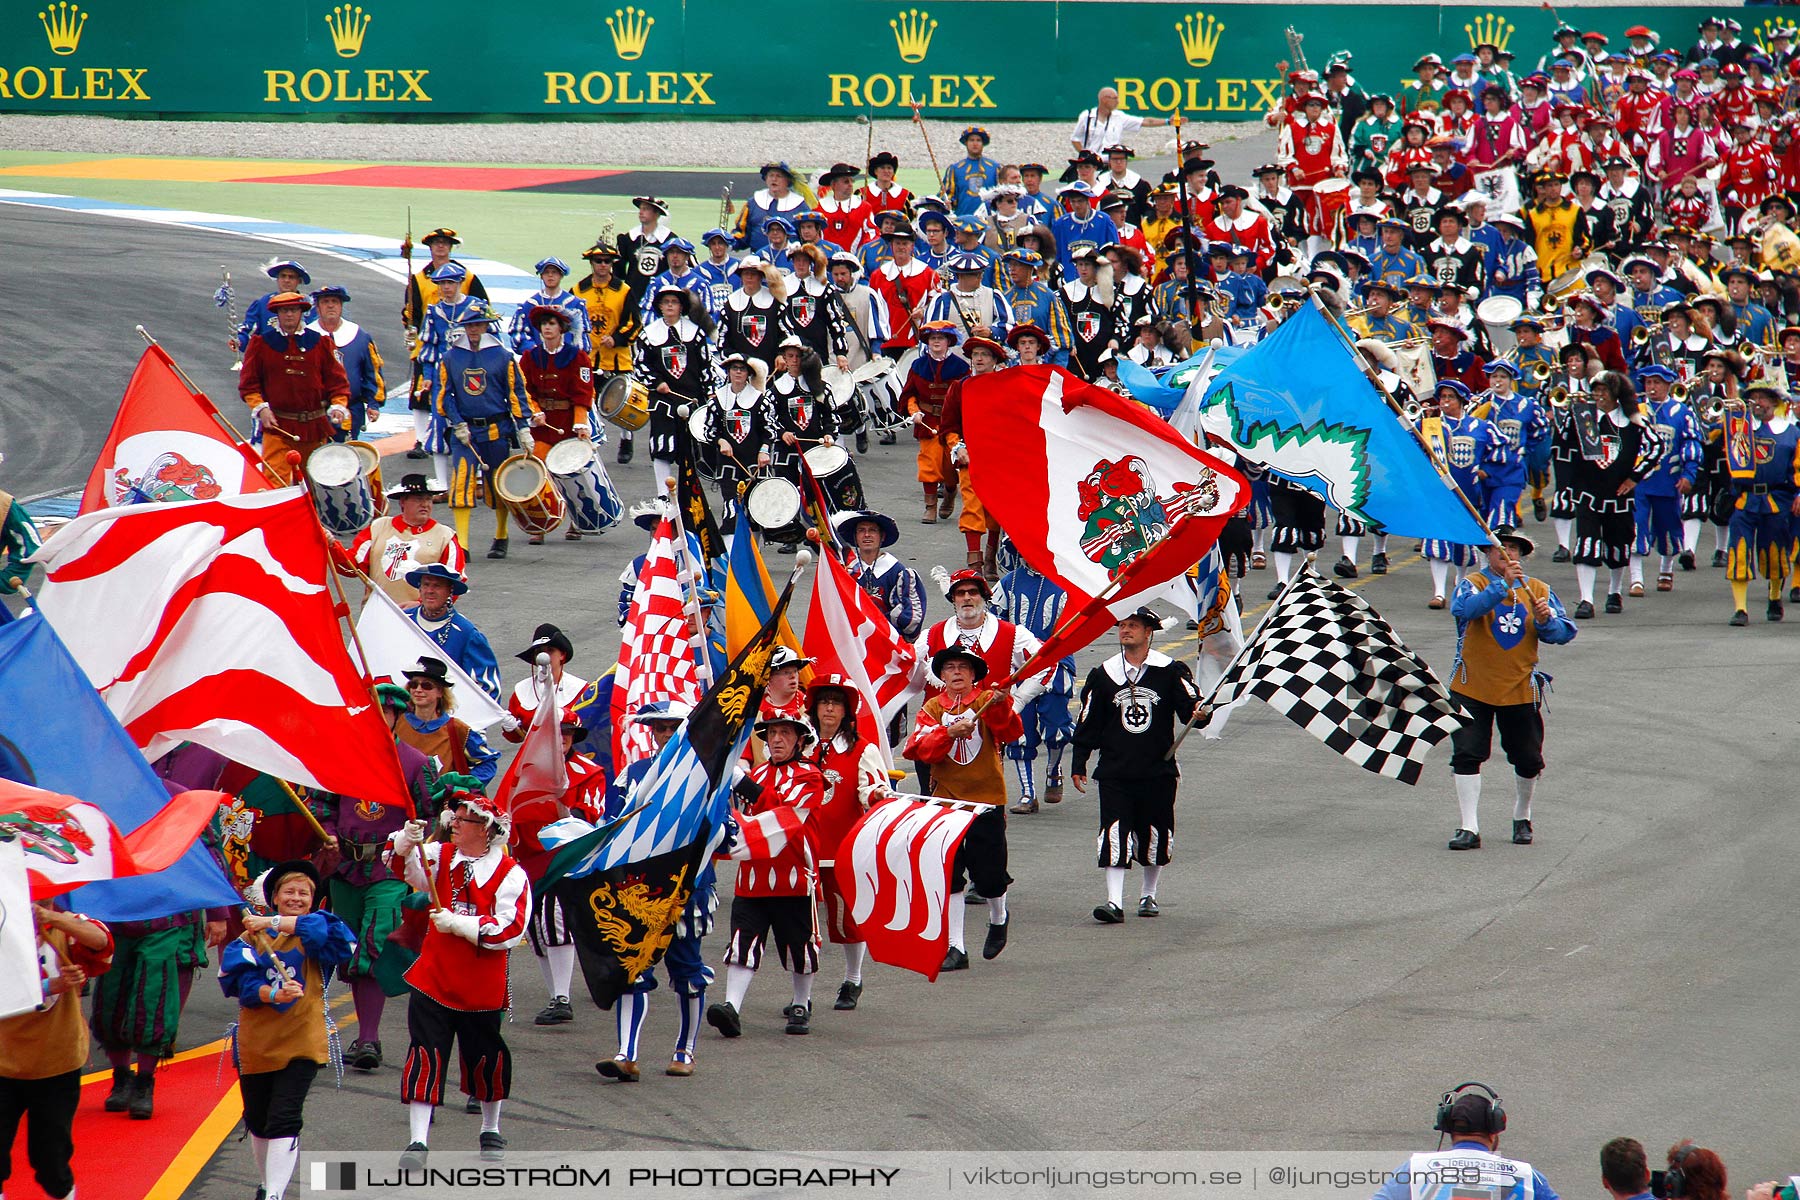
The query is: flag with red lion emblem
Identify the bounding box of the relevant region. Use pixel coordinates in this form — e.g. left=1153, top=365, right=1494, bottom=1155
left=960, top=365, right=1249, bottom=660
left=80, top=345, right=271, bottom=514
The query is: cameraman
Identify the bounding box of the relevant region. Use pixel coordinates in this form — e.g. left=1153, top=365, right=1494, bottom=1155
left=1367, top=1084, right=1561, bottom=1200
left=1662, top=1142, right=1729, bottom=1200
left=1602, top=1138, right=1654, bottom=1200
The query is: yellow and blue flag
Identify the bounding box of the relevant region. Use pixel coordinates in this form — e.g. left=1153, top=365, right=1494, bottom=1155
left=725, top=507, right=802, bottom=661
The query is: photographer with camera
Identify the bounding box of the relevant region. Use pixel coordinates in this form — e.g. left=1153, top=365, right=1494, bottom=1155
left=1366, top=1083, right=1562, bottom=1200
left=1655, top=1142, right=1729, bottom=1200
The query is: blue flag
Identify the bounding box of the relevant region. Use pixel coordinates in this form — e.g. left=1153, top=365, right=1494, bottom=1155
left=0, top=614, right=239, bottom=920
left=1201, top=304, right=1490, bottom=545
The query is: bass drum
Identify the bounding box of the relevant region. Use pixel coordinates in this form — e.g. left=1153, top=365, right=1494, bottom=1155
left=543, top=438, right=622, bottom=534
left=745, top=476, right=806, bottom=545
left=305, top=443, right=375, bottom=537
left=1476, top=294, right=1522, bottom=359
left=492, top=453, right=567, bottom=536
left=802, top=443, right=865, bottom=511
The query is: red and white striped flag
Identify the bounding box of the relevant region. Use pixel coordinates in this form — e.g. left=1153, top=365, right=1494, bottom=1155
left=0, top=779, right=230, bottom=900
left=837, top=793, right=984, bottom=981
left=803, top=547, right=919, bottom=766
left=612, top=517, right=705, bottom=769
left=29, top=488, right=414, bottom=813
left=724, top=805, right=805, bottom=862
left=80, top=344, right=270, bottom=514
left=494, top=660, right=568, bottom=825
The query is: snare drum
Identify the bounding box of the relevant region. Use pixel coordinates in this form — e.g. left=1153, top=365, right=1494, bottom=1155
left=493, top=453, right=567, bottom=536
left=305, top=443, right=376, bottom=537
left=544, top=438, right=623, bottom=534
left=745, top=476, right=806, bottom=545
left=802, top=443, right=866, bottom=511
left=346, top=439, right=388, bottom=519
left=597, top=374, right=652, bottom=431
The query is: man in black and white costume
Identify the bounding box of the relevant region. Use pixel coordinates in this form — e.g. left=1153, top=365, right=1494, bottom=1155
left=1069, top=607, right=1202, bottom=923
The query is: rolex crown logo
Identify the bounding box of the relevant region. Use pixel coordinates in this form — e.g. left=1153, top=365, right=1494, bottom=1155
left=1464, top=12, right=1514, bottom=53
left=1755, top=18, right=1782, bottom=52
left=891, top=8, right=937, bottom=65
left=324, top=4, right=372, bottom=58
left=1175, top=11, right=1225, bottom=70
left=607, top=6, right=655, bottom=60
left=39, top=0, right=86, bottom=55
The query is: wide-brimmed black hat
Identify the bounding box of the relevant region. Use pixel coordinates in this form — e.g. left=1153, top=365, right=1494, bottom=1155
left=403, top=655, right=454, bottom=687
left=930, top=645, right=988, bottom=681
left=1117, top=605, right=1165, bottom=631
left=262, top=859, right=324, bottom=910
left=516, top=623, right=574, bottom=665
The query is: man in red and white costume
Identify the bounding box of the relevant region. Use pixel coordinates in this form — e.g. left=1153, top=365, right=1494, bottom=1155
left=803, top=674, right=889, bottom=1013
left=1718, top=119, right=1779, bottom=223
left=1203, top=185, right=1277, bottom=274
left=860, top=151, right=913, bottom=218
left=1277, top=93, right=1349, bottom=191
left=350, top=473, right=467, bottom=607
left=814, top=162, right=875, bottom=253
left=868, top=223, right=938, bottom=363
left=386, top=780, right=530, bottom=1166
left=503, top=624, right=589, bottom=742
left=707, top=714, right=826, bottom=1038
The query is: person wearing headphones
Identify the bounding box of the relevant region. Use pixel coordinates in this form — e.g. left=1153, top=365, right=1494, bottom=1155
left=1366, top=1083, right=1562, bottom=1200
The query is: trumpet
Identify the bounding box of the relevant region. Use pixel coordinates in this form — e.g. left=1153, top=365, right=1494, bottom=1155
left=1698, top=396, right=1746, bottom=421
left=1401, top=398, right=1440, bottom=421
left=1670, top=381, right=1691, bottom=403
left=719, top=183, right=734, bottom=229
left=1528, top=359, right=1554, bottom=383
left=1630, top=324, right=1654, bottom=347
left=1541, top=292, right=1563, bottom=315
left=1546, top=387, right=1574, bottom=409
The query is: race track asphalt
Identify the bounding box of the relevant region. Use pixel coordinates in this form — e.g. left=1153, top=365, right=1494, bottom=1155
left=1, top=192, right=1796, bottom=1195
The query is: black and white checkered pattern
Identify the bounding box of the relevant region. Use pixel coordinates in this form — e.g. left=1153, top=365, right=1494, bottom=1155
left=1210, top=564, right=1462, bottom=785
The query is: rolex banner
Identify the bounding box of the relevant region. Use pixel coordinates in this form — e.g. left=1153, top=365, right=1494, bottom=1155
left=0, top=3, right=1725, bottom=121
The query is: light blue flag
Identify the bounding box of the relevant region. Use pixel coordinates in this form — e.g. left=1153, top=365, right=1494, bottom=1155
left=1200, top=304, right=1490, bottom=544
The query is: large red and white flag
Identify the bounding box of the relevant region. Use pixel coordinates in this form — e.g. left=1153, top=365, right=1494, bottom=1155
left=837, top=793, right=984, bottom=981
left=494, top=661, right=568, bottom=826
left=611, top=517, right=705, bottom=769
left=80, top=344, right=270, bottom=514
left=803, top=547, right=919, bottom=767
left=724, top=805, right=805, bottom=862
left=962, top=365, right=1249, bottom=668
left=0, top=779, right=229, bottom=900
left=28, top=488, right=414, bottom=812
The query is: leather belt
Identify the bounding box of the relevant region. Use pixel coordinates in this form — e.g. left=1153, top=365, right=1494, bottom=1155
left=272, top=406, right=332, bottom=421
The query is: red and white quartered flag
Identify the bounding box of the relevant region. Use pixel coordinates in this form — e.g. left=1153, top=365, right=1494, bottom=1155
left=612, top=517, right=707, bottom=770
left=80, top=344, right=270, bottom=514
left=28, top=488, right=414, bottom=813
left=837, top=793, right=985, bottom=982
left=0, top=779, right=230, bottom=900
left=803, top=546, right=919, bottom=766
left=962, top=364, right=1249, bottom=670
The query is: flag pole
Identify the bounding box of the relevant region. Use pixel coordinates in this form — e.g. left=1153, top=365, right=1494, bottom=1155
left=136, top=326, right=284, bottom=489
left=661, top=479, right=716, bottom=690
left=1306, top=295, right=1501, bottom=548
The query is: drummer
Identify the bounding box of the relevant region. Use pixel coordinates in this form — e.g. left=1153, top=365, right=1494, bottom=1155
left=437, top=307, right=546, bottom=560
left=521, top=305, right=610, bottom=545
left=632, top=284, right=716, bottom=497
left=706, top=353, right=772, bottom=514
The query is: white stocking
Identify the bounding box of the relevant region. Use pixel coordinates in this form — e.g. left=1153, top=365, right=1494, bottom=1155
left=1455, top=773, right=1482, bottom=834
left=1575, top=563, right=1597, bottom=603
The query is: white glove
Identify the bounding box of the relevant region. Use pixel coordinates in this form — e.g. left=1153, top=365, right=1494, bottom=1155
left=1012, top=675, right=1047, bottom=705
left=951, top=443, right=968, bottom=467
left=251, top=403, right=272, bottom=423
left=454, top=423, right=473, bottom=446
left=328, top=404, right=351, bottom=425
left=431, top=909, right=483, bottom=944
left=392, top=820, right=427, bottom=859
left=500, top=715, right=522, bottom=733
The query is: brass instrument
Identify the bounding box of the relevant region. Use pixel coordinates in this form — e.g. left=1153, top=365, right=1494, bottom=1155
left=1528, top=359, right=1554, bottom=383
left=1546, top=387, right=1573, bottom=409
left=719, top=183, right=734, bottom=230
left=1699, top=396, right=1746, bottom=421
left=1669, top=381, right=1691, bottom=403
left=1401, top=398, right=1439, bottom=421
left=220, top=265, right=241, bottom=371
left=1284, top=25, right=1310, bottom=75
left=1541, top=292, right=1563, bottom=315
left=1629, top=324, right=1653, bottom=347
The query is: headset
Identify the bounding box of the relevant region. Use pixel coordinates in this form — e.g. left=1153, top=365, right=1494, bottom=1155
left=1660, top=1141, right=1699, bottom=1199
left=1433, top=1082, right=1508, bottom=1136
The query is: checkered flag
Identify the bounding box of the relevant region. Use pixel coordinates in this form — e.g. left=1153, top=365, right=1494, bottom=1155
left=1202, top=563, right=1462, bottom=785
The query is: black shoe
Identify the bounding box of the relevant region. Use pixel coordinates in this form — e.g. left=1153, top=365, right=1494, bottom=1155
left=1186, top=618, right=1199, bottom=630
left=1572, top=600, right=1594, bottom=619
left=705, top=1001, right=742, bottom=1038
left=878, top=429, right=897, bottom=445
left=1551, top=545, right=1571, bottom=563
left=856, top=432, right=869, bottom=454
left=1730, top=609, right=1749, bottom=627
left=616, top=439, right=634, bottom=465
left=1604, top=592, right=1623, bottom=614
left=1770, top=600, right=1786, bottom=622
left=406, top=447, right=429, bottom=460
left=1266, top=582, right=1282, bottom=600
left=104, top=1067, right=133, bottom=1112
left=1679, top=549, right=1696, bottom=571
left=479, top=1131, right=507, bottom=1161
left=1137, top=896, right=1160, bottom=918
left=1512, top=819, right=1533, bottom=845
left=1790, top=587, right=1800, bottom=604
left=1370, top=552, right=1388, bottom=574
left=352, top=1039, right=382, bottom=1071
left=834, top=981, right=863, bottom=1011
left=128, top=1072, right=154, bottom=1120
left=398, top=1143, right=428, bottom=1171
left=982, top=918, right=1010, bottom=959
left=534, top=997, right=573, bottom=1026
left=465, top=1094, right=480, bottom=1114
left=783, top=1003, right=811, bottom=1034
left=1532, top=497, right=1547, bottom=522
left=777, top=541, right=796, bottom=554
left=1711, top=549, right=1727, bottom=568
left=486, top=537, right=507, bottom=560
left=940, top=947, right=969, bottom=972
left=1334, top=555, right=1358, bottom=578
left=1447, top=828, right=1481, bottom=851
left=1092, top=902, right=1125, bottom=924
left=964, top=886, right=984, bottom=903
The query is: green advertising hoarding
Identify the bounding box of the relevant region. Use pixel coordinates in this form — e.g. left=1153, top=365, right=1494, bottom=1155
left=1, top=1, right=1756, bottom=121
